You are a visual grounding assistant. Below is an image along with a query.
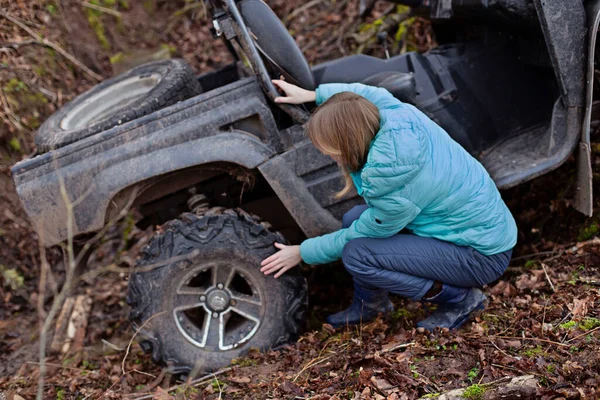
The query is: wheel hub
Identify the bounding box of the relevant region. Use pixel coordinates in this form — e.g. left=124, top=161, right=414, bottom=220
left=172, top=263, right=264, bottom=352
left=206, top=289, right=230, bottom=312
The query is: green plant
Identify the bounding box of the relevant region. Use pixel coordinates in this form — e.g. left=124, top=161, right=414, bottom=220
left=230, top=357, right=257, bottom=367
left=463, top=384, right=486, bottom=400
left=56, top=388, right=65, bottom=400
left=545, top=364, right=556, bottom=374
left=0, top=265, right=25, bottom=290
left=467, top=367, right=479, bottom=383
left=46, top=3, right=57, bottom=14
left=578, top=221, right=599, bottom=241
left=8, top=138, right=22, bottom=153
left=421, top=394, right=440, bottom=399
left=559, top=320, right=577, bottom=330
left=581, top=317, right=600, bottom=330
left=211, top=378, right=225, bottom=390
left=521, top=345, right=543, bottom=357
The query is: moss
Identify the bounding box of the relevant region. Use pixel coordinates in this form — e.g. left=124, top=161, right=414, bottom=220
left=395, top=16, right=416, bottom=42
left=3, top=78, right=28, bottom=93
left=230, top=357, right=257, bottom=367
left=559, top=320, right=577, bottom=330
left=0, top=265, right=25, bottom=290
left=463, top=384, right=486, bottom=400
left=546, top=364, right=556, bottom=374
left=46, top=3, right=57, bottom=14
left=391, top=307, right=412, bottom=320
left=143, top=0, right=155, bottom=14
left=578, top=222, right=599, bottom=241
left=109, top=52, right=124, bottom=65
left=34, top=65, right=47, bottom=77
left=161, top=43, right=177, bottom=55
left=9, top=138, right=22, bottom=153
left=521, top=345, right=543, bottom=357
left=581, top=317, right=600, bottom=330
left=84, top=0, right=127, bottom=50
left=86, top=11, right=110, bottom=50
left=210, top=378, right=225, bottom=390
left=56, top=388, right=65, bottom=400
left=421, top=394, right=440, bottom=399
left=524, top=259, right=537, bottom=269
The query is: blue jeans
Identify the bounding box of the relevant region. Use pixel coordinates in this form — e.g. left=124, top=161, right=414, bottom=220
left=341, top=205, right=512, bottom=300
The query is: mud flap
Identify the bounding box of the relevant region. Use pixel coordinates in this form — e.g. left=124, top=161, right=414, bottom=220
left=575, top=0, right=600, bottom=216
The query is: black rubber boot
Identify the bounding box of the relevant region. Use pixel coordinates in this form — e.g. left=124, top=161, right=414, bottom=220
left=416, top=286, right=487, bottom=331
left=326, top=284, right=394, bottom=328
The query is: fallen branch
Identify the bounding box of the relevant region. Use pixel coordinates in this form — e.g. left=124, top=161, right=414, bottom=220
left=284, top=0, right=329, bottom=23
left=128, top=367, right=233, bottom=400
left=566, top=325, right=600, bottom=343
left=540, top=263, right=556, bottom=293
left=0, top=10, right=102, bottom=81
left=80, top=1, right=123, bottom=17
left=475, top=335, right=570, bottom=347
left=122, top=311, right=166, bottom=376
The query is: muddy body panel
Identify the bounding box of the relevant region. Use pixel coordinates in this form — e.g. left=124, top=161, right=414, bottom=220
left=12, top=78, right=279, bottom=245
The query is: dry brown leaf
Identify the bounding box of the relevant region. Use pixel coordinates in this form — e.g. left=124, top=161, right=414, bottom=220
left=152, top=387, right=174, bottom=400
left=228, top=375, right=251, bottom=384
left=569, top=297, right=590, bottom=320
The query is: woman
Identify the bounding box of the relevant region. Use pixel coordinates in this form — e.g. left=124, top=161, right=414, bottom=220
left=260, top=79, right=517, bottom=330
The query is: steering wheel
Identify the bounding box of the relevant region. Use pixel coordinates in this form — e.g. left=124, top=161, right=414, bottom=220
left=238, top=0, right=316, bottom=90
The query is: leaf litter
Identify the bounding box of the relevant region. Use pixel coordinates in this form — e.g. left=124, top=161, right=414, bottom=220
left=1, top=1, right=600, bottom=399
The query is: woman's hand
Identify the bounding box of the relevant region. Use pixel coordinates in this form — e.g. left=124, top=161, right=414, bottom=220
left=272, top=80, right=316, bottom=104
left=260, top=243, right=302, bottom=278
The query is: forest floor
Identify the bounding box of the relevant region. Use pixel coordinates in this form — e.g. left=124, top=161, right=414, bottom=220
left=1, top=1, right=599, bottom=399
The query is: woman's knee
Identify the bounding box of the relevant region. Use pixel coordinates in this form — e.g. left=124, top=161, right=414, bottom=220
left=342, top=238, right=371, bottom=273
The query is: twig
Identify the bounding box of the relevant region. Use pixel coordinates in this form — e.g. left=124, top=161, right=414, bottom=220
left=488, top=340, right=513, bottom=358
left=0, top=10, right=102, bottom=81
left=128, top=367, right=233, bottom=400
left=284, top=0, right=328, bottom=23
left=80, top=1, right=122, bottom=17
left=122, top=312, right=166, bottom=376
left=511, top=251, right=557, bottom=261
left=490, top=363, right=549, bottom=380
left=540, top=263, right=556, bottom=293
left=26, top=361, right=90, bottom=373
left=293, top=354, right=336, bottom=382
left=37, top=240, right=50, bottom=322
left=566, top=325, right=600, bottom=343
left=379, top=342, right=415, bottom=354
left=478, top=335, right=570, bottom=347
left=0, top=39, right=40, bottom=51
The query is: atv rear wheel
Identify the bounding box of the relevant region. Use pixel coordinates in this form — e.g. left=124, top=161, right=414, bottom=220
left=127, top=208, right=307, bottom=373
left=35, top=59, right=201, bottom=153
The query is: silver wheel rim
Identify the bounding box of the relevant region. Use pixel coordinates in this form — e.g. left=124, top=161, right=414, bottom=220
left=59, top=73, right=162, bottom=130
left=173, top=262, right=264, bottom=352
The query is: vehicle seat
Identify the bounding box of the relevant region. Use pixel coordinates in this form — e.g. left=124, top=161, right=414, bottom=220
left=361, top=71, right=417, bottom=104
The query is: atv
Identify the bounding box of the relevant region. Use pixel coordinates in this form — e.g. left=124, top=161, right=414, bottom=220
left=11, top=0, right=599, bottom=373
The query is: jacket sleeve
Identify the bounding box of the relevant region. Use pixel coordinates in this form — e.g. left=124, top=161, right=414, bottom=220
left=316, top=83, right=400, bottom=111
left=299, top=194, right=421, bottom=265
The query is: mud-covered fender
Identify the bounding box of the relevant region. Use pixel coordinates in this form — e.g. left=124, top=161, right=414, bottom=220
left=16, top=132, right=274, bottom=246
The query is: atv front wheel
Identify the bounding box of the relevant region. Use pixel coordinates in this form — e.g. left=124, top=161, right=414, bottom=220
left=127, top=208, right=307, bottom=373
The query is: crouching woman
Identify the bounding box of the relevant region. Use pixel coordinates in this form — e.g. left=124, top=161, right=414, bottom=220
left=260, top=80, right=516, bottom=330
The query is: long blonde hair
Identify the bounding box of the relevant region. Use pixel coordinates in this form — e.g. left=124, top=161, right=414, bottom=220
left=307, top=92, right=380, bottom=198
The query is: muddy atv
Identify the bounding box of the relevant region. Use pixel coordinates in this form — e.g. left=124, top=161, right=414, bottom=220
left=11, top=0, right=599, bottom=373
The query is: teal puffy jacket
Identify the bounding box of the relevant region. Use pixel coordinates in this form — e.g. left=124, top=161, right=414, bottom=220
left=299, top=83, right=517, bottom=265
